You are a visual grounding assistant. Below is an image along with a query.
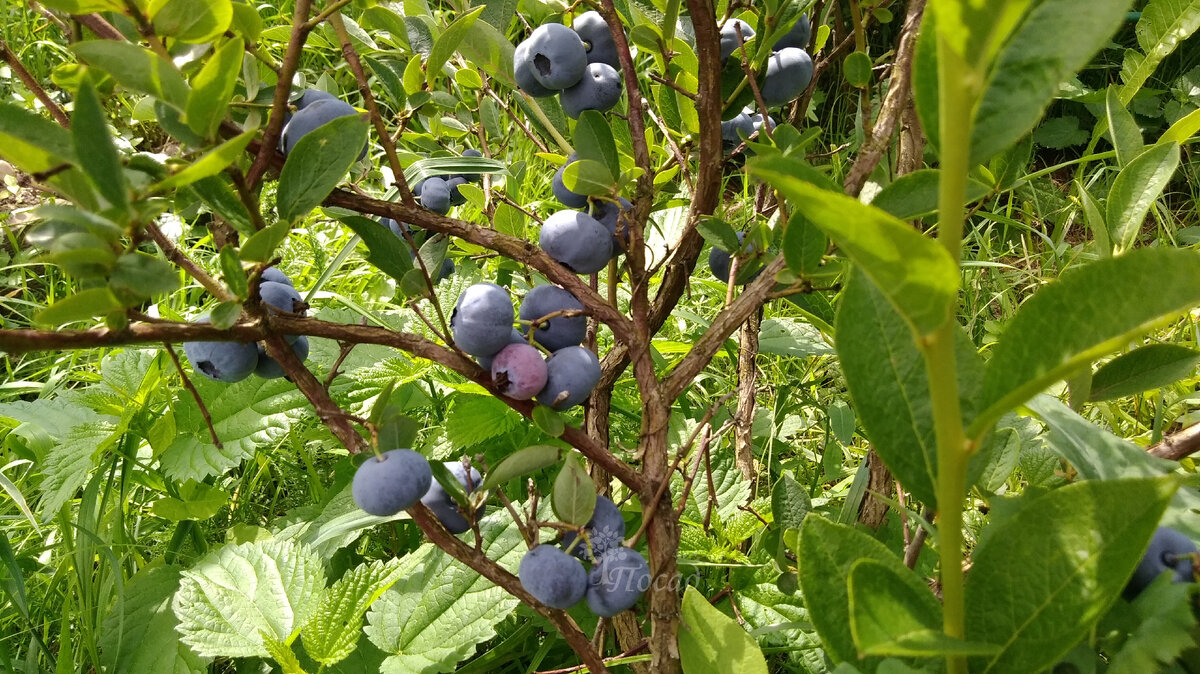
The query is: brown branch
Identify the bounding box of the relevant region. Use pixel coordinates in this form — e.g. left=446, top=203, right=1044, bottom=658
left=0, top=317, right=643, bottom=491
left=1148, top=423, right=1200, bottom=461
left=733, top=309, right=761, bottom=482
left=409, top=506, right=608, bottom=673
left=0, top=40, right=69, bottom=127
left=246, top=0, right=314, bottom=188
left=75, top=13, right=125, bottom=40
left=145, top=223, right=234, bottom=302
left=261, top=332, right=369, bottom=453
left=842, top=0, right=926, bottom=197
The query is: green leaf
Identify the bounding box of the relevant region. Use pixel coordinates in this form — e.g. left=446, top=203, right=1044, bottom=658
left=770, top=472, right=810, bottom=532
left=173, top=540, right=325, bottom=657
left=531, top=404, right=565, bottom=437
left=261, top=634, right=307, bottom=674
left=277, top=113, right=369, bottom=222
left=149, top=481, right=229, bottom=521
left=0, top=102, right=76, bottom=174
left=480, top=445, right=561, bottom=490
left=974, top=248, right=1200, bottom=436
left=561, top=158, right=616, bottom=196
left=843, top=51, right=872, bottom=88
left=364, top=508, right=524, bottom=671
left=1106, top=86, right=1143, bottom=167
left=870, top=169, right=992, bottom=220
left=38, top=421, right=117, bottom=517
left=100, top=564, right=211, bottom=674
left=756, top=318, right=834, bottom=358
left=574, top=110, right=620, bottom=178
left=301, top=559, right=404, bottom=666
left=781, top=212, right=827, bottom=275
left=928, top=0, right=1033, bottom=70
left=336, top=215, right=413, bottom=285
left=35, top=287, right=123, bottom=326
left=153, top=129, right=257, bottom=193
left=186, top=39, right=243, bottom=138
left=1119, top=0, right=1200, bottom=103
left=239, top=221, right=291, bottom=263
left=1160, top=105, right=1200, bottom=143
left=697, top=217, right=740, bottom=253
left=1089, top=344, right=1200, bottom=401
left=964, top=477, right=1179, bottom=673
left=187, top=174, right=255, bottom=236
left=551, top=454, right=596, bottom=526
left=849, top=558, right=993, bottom=657
left=149, top=0, right=233, bottom=43
left=750, top=155, right=959, bottom=337
left=429, top=461, right=470, bottom=508
left=73, top=80, right=128, bottom=212
left=797, top=515, right=911, bottom=664
left=459, top=17, right=517, bottom=89
left=39, top=0, right=122, bottom=10
left=445, top=395, right=523, bottom=447
left=218, top=245, right=247, bottom=299
left=426, top=7, right=484, bottom=86
left=1107, top=580, right=1199, bottom=673
left=971, top=0, right=1130, bottom=164
left=678, top=585, right=769, bottom=674
left=1105, top=141, right=1180, bottom=252
left=208, top=301, right=241, bottom=329
left=109, top=252, right=181, bottom=300
left=71, top=41, right=190, bottom=109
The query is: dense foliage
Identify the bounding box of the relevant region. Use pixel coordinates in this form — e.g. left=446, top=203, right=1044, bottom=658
left=0, top=0, right=1199, bottom=672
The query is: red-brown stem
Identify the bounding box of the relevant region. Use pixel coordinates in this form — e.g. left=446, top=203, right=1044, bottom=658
left=245, top=0, right=313, bottom=188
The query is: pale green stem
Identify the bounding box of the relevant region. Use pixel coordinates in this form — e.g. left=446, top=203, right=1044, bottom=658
left=521, top=93, right=574, bottom=155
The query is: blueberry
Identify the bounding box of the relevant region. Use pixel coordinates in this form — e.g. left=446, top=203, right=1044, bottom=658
left=280, top=98, right=366, bottom=160
left=562, top=495, right=626, bottom=561
left=183, top=339, right=259, bottom=383
left=382, top=217, right=410, bottom=240
left=760, top=47, right=813, bottom=107
left=514, top=40, right=558, bottom=98
left=540, top=210, right=613, bottom=274
left=518, top=23, right=588, bottom=91
left=708, top=232, right=763, bottom=284
left=552, top=154, right=589, bottom=209
left=450, top=283, right=516, bottom=357
left=519, top=284, right=586, bottom=351
left=456, top=149, right=484, bottom=183
left=491, top=343, right=550, bottom=400
left=572, top=11, right=620, bottom=69
left=477, top=328, right=527, bottom=371
left=773, top=15, right=811, bottom=51
left=519, top=545, right=588, bottom=609
left=535, top=345, right=601, bottom=410
left=261, top=267, right=293, bottom=286
left=418, top=176, right=452, bottom=215
left=446, top=176, right=468, bottom=206
left=586, top=547, right=650, bottom=617
left=351, top=449, right=433, bottom=516
left=259, top=281, right=303, bottom=315
left=437, top=258, right=455, bottom=283
left=421, top=461, right=482, bottom=534
left=254, top=335, right=310, bottom=379
left=719, top=19, right=755, bottom=63
left=589, top=197, right=634, bottom=257
left=1125, top=526, right=1197, bottom=598
left=293, top=88, right=338, bottom=110
left=560, top=62, right=623, bottom=119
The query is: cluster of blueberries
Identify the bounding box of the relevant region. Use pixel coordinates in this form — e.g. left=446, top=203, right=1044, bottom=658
left=403, top=149, right=486, bottom=216
left=279, top=89, right=366, bottom=159
left=450, top=282, right=602, bottom=410
left=181, top=268, right=311, bottom=383
left=514, top=12, right=625, bottom=119
left=719, top=14, right=813, bottom=147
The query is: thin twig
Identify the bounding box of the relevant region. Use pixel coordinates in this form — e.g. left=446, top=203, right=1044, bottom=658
left=1149, top=423, right=1200, bottom=461
left=0, top=40, right=69, bottom=127
left=162, top=343, right=223, bottom=448
left=145, top=223, right=234, bottom=302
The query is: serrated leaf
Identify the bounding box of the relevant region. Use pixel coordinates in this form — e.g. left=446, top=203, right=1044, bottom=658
left=975, top=248, right=1200, bottom=436
left=262, top=633, right=307, bottom=674
left=1107, top=580, right=1199, bottom=673
left=444, top=395, right=522, bottom=447
left=756, top=317, right=833, bottom=358
left=481, top=445, right=562, bottom=491
left=552, top=454, right=596, bottom=526
left=277, top=114, right=369, bottom=222
left=964, top=477, right=1178, bottom=672
left=173, top=539, right=326, bottom=657
left=678, top=585, right=769, bottom=674
left=100, top=564, right=211, bottom=674
left=302, top=559, right=404, bottom=666
left=39, top=421, right=117, bottom=518
left=364, top=508, right=524, bottom=672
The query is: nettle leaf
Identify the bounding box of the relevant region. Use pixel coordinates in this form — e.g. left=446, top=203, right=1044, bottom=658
left=275, top=487, right=408, bottom=558
left=99, top=564, right=210, bottom=674
left=301, top=559, right=404, bottom=666
left=1089, top=343, right=1200, bottom=401
left=964, top=477, right=1179, bottom=672
left=364, top=508, right=525, bottom=672
left=975, top=248, right=1200, bottom=436
left=1119, top=0, right=1200, bottom=103
left=751, top=155, right=959, bottom=337
left=797, top=515, right=909, bottom=665
left=277, top=113, right=369, bottom=222
left=756, top=317, right=833, bottom=358
left=39, top=421, right=117, bottom=518
left=162, top=376, right=309, bottom=481
left=678, top=447, right=751, bottom=524
left=1107, top=579, right=1198, bottom=673
left=970, top=0, right=1131, bottom=164
left=173, top=539, right=326, bottom=657
left=678, top=585, right=769, bottom=674
left=444, top=394, right=523, bottom=448
left=1106, top=141, right=1180, bottom=252
left=771, top=472, right=810, bottom=532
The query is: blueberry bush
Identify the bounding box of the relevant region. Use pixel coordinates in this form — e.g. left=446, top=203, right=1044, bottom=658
left=1, top=0, right=1200, bottom=672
